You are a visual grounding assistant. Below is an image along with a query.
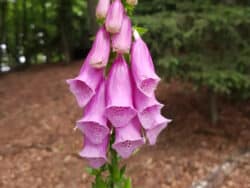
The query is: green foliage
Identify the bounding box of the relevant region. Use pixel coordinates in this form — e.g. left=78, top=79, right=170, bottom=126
left=134, top=1, right=250, bottom=99
left=0, top=0, right=89, bottom=66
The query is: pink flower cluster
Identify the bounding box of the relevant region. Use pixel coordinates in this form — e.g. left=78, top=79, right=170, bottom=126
left=67, top=0, right=171, bottom=169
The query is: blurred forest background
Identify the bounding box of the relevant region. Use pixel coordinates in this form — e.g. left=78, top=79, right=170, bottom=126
left=1, top=0, right=250, bottom=124
left=0, top=1, right=250, bottom=188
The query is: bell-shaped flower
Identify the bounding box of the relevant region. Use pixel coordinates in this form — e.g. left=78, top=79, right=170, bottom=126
left=111, top=15, right=132, bottom=54
left=96, top=0, right=110, bottom=19
left=77, top=80, right=109, bottom=144
left=134, top=87, right=163, bottom=129
left=126, top=0, right=138, bottom=6
left=146, top=117, right=171, bottom=145
left=66, top=52, right=104, bottom=108
left=112, top=117, right=145, bottom=158
left=79, top=136, right=109, bottom=169
left=105, top=55, right=136, bottom=127
left=131, top=30, right=160, bottom=97
left=105, top=0, right=124, bottom=33
left=89, top=27, right=110, bottom=68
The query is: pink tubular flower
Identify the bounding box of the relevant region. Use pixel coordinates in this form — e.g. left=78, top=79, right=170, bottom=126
left=77, top=80, right=109, bottom=144
left=131, top=30, right=160, bottom=97
left=105, top=0, right=124, bottom=33
left=111, top=15, right=132, bottom=54
left=134, top=87, right=163, bottom=129
left=126, top=0, right=138, bottom=6
left=66, top=52, right=104, bottom=108
left=96, top=0, right=110, bottom=19
left=105, top=55, right=136, bottom=127
left=112, top=117, right=145, bottom=158
left=89, top=27, right=110, bottom=68
left=80, top=136, right=108, bottom=169
left=146, top=118, right=171, bottom=145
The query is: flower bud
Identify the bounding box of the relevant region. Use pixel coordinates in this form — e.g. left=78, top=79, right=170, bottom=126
left=105, top=0, right=124, bottom=33
left=66, top=52, right=104, bottom=108
left=96, top=0, right=110, bottom=19
left=111, top=15, right=132, bottom=53
left=77, top=80, right=109, bottom=144
left=90, top=27, right=110, bottom=68
left=79, top=136, right=108, bottom=169
left=105, top=55, right=136, bottom=127
left=131, top=30, right=160, bottom=97
left=112, top=117, right=145, bottom=158
left=126, top=0, right=138, bottom=6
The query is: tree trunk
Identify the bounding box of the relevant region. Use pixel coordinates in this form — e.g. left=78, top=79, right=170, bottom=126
left=0, top=1, right=7, bottom=43
left=87, top=0, right=98, bottom=34
left=57, top=0, right=73, bottom=64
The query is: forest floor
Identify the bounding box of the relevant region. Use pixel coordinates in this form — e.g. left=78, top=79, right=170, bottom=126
left=0, top=61, right=249, bottom=188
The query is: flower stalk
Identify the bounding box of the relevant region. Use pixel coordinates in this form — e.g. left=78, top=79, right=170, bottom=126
left=88, top=131, right=132, bottom=188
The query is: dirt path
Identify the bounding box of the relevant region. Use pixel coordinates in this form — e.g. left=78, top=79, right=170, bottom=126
left=0, top=62, right=249, bottom=188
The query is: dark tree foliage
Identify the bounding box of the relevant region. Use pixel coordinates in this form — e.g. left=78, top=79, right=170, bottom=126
left=0, top=0, right=89, bottom=66
left=133, top=0, right=250, bottom=123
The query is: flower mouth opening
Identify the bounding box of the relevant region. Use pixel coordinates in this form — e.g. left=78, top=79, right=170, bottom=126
left=105, top=106, right=136, bottom=127
left=112, top=139, right=145, bottom=158
left=88, top=157, right=107, bottom=169
left=139, top=78, right=159, bottom=96
left=146, top=121, right=168, bottom=145
left=139, top=105, right=163, bottom=129
left=66, top=79, right=94, bottom=107
left=77, top=121, right=109, bottom=144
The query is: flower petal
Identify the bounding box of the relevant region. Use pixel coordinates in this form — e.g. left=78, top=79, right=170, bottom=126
left=79, top=136, right=108, bottom=169
left=146, top=118, right=171, bottom=145
left=131, top=32, right=160, bottom=96
left=89, top=27, right=110, bottom=68
left=96, top=0, right=110, bottom=19
left=112, top=118, right=145, bottom=158
left=77, top=80, right=109, bottom=144
left=111, top=15, right=132, bottom=53
left=66, top=52, right=104, bottom=108
left=105, top=55, right=136, bottom=127
left=105, top=0, right=124, bottom=33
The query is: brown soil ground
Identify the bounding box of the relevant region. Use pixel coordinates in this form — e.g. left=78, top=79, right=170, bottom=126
left=0, top=61, right=249, bottom=188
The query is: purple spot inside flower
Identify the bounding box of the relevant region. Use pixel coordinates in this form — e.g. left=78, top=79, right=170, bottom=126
left=112, top=139, right=144, bottom=159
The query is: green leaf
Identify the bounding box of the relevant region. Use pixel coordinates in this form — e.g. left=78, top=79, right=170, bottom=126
left=124, top=178, right=132, bottom=188
left=120, top=165, right=126, bottom=178
left=133, top=26, right=148, bottom=36
left=96, top=175, right=107, bottom=188
left=86, top=167, right=98, bottom=176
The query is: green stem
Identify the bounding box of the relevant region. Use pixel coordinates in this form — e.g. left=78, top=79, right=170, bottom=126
left=92, top=131, right=131, bottom=188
